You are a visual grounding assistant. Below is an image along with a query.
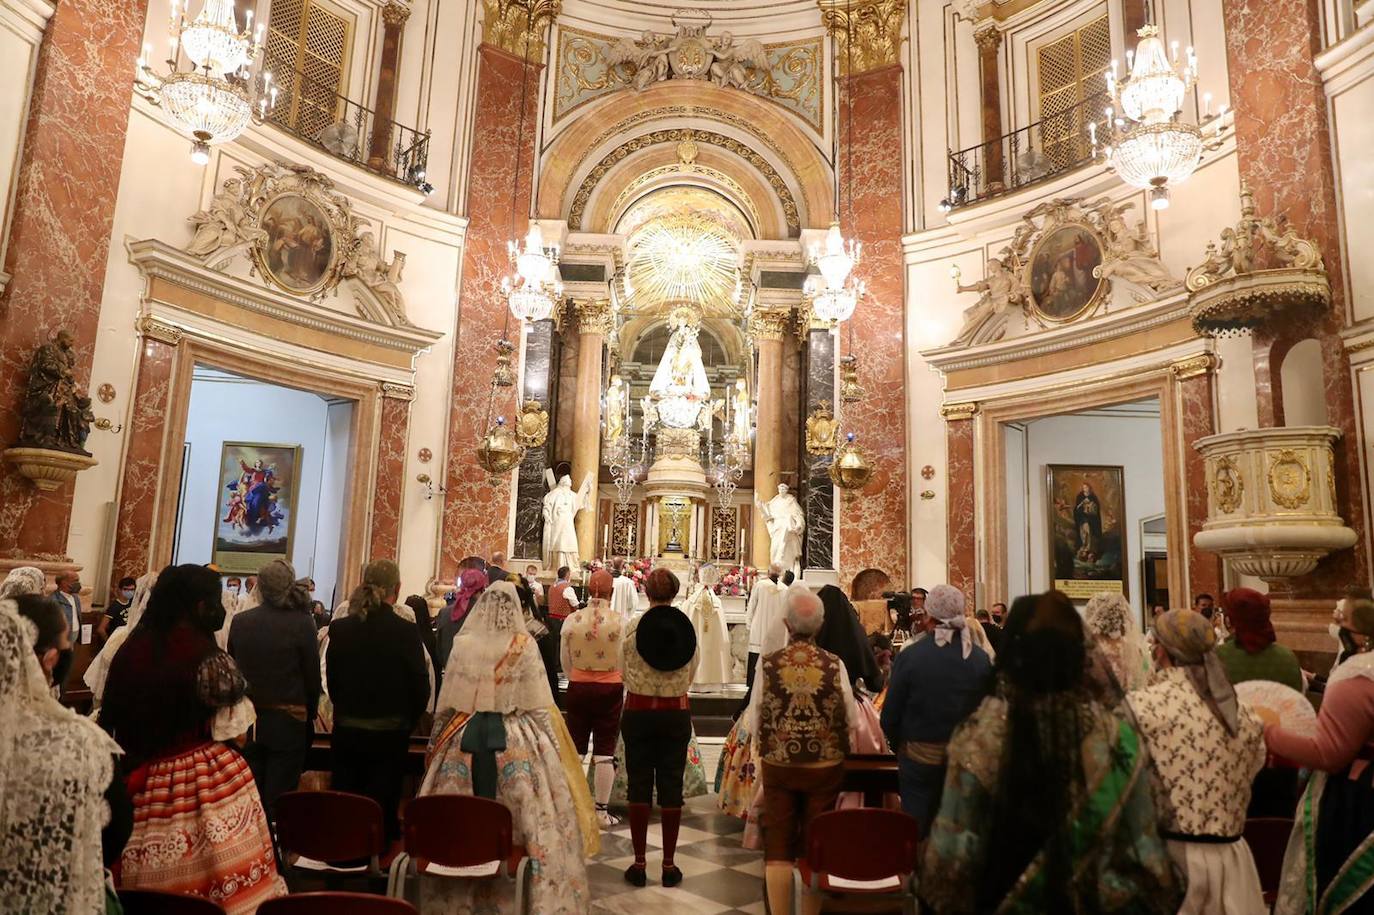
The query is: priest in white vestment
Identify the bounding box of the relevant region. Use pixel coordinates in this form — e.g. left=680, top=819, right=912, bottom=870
left=685, top=568, right=732, bottom=686
left=744, top=564, right=788, bottom=701
left=610, top=559, right=640, bottom=619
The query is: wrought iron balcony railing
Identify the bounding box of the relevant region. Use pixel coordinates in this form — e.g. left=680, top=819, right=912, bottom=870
left=943, top=91, right=1108, bottom=212
left=267, top=64, right=431, bottom=192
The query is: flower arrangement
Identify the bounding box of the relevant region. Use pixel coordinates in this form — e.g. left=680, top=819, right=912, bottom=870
left=715, top=565, right=757, bottom=597
left=583, top=557, right=654, bottom=592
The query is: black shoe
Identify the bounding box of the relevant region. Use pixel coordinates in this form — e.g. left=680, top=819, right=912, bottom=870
left=662, top=864, right=683, bottom=888
left=624, top=863, right=647, bottom=887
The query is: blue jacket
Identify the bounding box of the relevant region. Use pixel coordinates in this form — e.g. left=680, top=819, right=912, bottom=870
left=880, top=632, right=992, bottom=750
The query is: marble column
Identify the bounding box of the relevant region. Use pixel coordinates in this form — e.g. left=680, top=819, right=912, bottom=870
left=368, top=384, right=413, bottom=563
left=1173, top=357, right=1221, bottom=600
left=834, top=60, right=909, bottom=585
left=1222, top=0, right=1369, bottom=594
left=750, top=309, right=789, bottom=569
left=513, top=318, right=556, bottom=560
left=367, top=1, right=410, bottom=172
left=571, top=299, right=610, bottom=561
left=438, top=40, right=544, bottom=582
left=804, top=328, right=836, bottom=570
left=109, top=321, right=179, bottom=586
left=0, top=0, right=150, bottom=559
left=943, top=403, right=977, bottom=598
left=974, top=26, right=1005, bottom=191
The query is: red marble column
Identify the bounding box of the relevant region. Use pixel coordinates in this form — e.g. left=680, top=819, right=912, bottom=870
left=438, top=45, right=540, bottom=582
left=369, top=390, right=411, bottom=563
left=1177, top=368, right=1221, bottom=600
left=944, top=411, right=977, bottom=598
left=836, top=64, right=909, bottom=586
left=975, top=27, right=1005, bottom=191
left=1222, top=0, right=1369, bottom=592
left=0, top=0, right=148, bottom=558
left=109, top=333, right=177, bottom=585
left=367, top=1, right=410, bottom=173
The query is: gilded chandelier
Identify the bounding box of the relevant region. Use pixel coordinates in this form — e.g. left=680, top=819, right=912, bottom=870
left=1099, top=24, right=1203, bottom=210
left=503, top=223, right=563, bottom=323
left=805, top=223, right=865, bottom=324
left=136, top=0, right=276, bottom=164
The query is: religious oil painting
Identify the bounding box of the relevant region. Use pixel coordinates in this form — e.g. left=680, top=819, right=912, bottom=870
left=1027, top=223, right=1106, bottom=322
left=258, top=193, right=334, bottom=294
left=1047, top=464, right=1126, bottom=599
left=213, top=442, right=302, bottom=573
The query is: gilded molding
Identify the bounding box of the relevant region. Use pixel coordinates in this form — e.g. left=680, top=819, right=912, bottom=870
left=1169, top=352, right=1217, bottom=379
left=573, top=298, right=614, bottom=336
left=940, top=401, right=978, bottom=421
left=819, top=0, right=907, bottom=75
left=747, top=307, right=792, bottom=341
left=137, top=314, right=184, bottom=346
left=567, top=127, right=800, bottom=233
left=1210, top=455, right=1243, bottom=514
left=481, top=0, right=560, bottom=59
left=1268, top=449, right=1312, bottom=510
left=380, top=381, right=415, bottom=401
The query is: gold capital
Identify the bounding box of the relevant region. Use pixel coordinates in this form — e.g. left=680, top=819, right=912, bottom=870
left=818, top=0, right=908, bottom=75
left=573, top=298, right=613, bottom=337
left=748, top=308, right=792, bottom=342
left=136, top=314, right=183, bottom=346
left=381, top=1, right=412, bottom=27
left=940, top=401, right=978, bottom=421
left=380, top=381, right=415, bottom=401
left=974, top=26, right=1002, bottom=53
left=1170, top=353, right=1217, bottom=379
left=481, top=0, right=560, bottom=59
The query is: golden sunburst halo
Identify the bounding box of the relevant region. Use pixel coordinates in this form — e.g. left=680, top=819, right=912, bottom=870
left=626, top=213, right=741, bottom=316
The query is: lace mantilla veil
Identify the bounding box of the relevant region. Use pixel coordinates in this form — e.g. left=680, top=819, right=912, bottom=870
left=0, top=598, right=121, bottom=914
left=436, top=581, right=553, bottom=716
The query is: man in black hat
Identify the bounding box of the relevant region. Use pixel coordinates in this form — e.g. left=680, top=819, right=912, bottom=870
left=618, top=567, right=698, bottom=889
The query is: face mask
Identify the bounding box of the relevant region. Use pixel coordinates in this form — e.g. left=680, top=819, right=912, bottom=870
left=120, top=589, right=135, bottom=601
left=68, top=581, right=82, bottom=594
left=51, top=648, right=74, bottom=691
left=199, top=597, right=227, bottom=634
left=1331, top=622, right=1344, bottom=639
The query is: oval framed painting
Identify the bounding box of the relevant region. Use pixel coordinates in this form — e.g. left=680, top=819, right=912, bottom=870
left=255, top=192, right=336, bottom=296
left=1026, top=222, right=1107, bottom=323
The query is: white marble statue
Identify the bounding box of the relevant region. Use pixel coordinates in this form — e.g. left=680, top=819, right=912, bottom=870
left=604, top=374, right=626, bottom=443
left=542, top=470, right=594, bottom=572
left=755, top=483, right=805, bottom=573
left=730, top=378, right=751, bottom=444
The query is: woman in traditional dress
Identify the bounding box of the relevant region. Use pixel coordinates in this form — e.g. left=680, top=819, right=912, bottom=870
left=101, top=564, right=286, bottom=914
left=1084, top=590, right=1151, bottom=692
left=420, top=581, right=597, bottom=914
left=920, top=591, right=1183, bottom=914
left=0, top=597, right=124, bottom=914
left=816, top=584, right=891, bottom=809
left=1270, top=594, right=1374, bottom=914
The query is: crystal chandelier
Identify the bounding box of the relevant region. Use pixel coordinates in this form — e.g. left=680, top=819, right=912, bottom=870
left=136, top=0, right=276, bottom=164
left=503, top=223, right=563, bottom=323
left=1100, top=24, right=1203, bottom=210
left=805, top=223, right=865, bottom=324
left=708, top=441, right=745, bottom=510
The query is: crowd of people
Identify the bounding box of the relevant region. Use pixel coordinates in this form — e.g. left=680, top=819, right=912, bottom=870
left=5, top=553, right=1374, bottom=914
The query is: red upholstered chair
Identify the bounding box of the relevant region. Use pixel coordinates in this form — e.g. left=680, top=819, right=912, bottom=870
left=274, top=791, right=387, bottom=884
left=258, top=892, right=417, bottom=914
left=116, top=889, right=226, bottom=915
left=386, top=794, right=531, bottom=912
left=1245, top=816, right=1296, bottom=906
left=792, top=808, right=920, bottom=915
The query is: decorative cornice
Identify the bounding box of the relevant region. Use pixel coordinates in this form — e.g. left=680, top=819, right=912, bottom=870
left=1170, top=352, right=1217, bottom=380
left=381, top=1, right=412, bottom=27
left=380, top=381, right=415, bottom=401
left=819, top=0, right=907, bottom=75
left=573, top=298, right=614, bottom=336
left=481, top=0, right=560, bottom=59
left=137, top=314, right=184, bottom=346
left=748, top=307, right=792, bottom=342
left=940, top=401, right=978, bottom=421
left=973, top=25, right=1002, bottom=53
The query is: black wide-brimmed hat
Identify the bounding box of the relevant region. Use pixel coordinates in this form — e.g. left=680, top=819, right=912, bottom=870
left=636, top=605, right=697, bottom=672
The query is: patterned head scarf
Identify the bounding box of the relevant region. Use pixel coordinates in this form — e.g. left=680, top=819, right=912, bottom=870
left=0, top=567, right=46, bottom=600
left=927, top=583, right=972, bottom=659
left=257, top=559, right=310, bottom=612
left=1154, top=608, right=1240, bottom=736
left=438, top=582, right=552, bottom=714
left=1084, top=592, right=1131, bottom=640
left=1222, top=587, right=1276, bottom=654
left=451, top=568, right=489, bottom=623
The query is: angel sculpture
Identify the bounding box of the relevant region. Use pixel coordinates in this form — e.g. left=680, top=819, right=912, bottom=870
left=186, top=177, right=267, bottom=268
left=1094, top=204, right=1180, bottom=292
left=951, top=256, right=1028, bottom=346
left=709, top=33, right=767, bottom=90
left=607, top=31, right=671, bottom=90
left=542, top=469, right=594, bottom=573
left=343, top=231, right=411, bottom=325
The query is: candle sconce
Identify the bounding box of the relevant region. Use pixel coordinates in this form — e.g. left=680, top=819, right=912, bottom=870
left=416, top=473, right=446, bottom=501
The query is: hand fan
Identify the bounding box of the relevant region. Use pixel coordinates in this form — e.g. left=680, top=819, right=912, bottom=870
left=1235, top=679, right=1316, bottom=738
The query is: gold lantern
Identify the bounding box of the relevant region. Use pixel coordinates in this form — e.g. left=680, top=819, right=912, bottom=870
left=829, top=432, right=873, bottom=491
left=475, top=416, right=524, bottom=474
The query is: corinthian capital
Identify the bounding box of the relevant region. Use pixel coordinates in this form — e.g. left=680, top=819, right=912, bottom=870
left=481, top=0, right=561, bottom=59
left=818, top=0, right=908, bottom=75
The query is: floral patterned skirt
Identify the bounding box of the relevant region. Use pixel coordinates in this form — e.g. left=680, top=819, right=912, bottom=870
left=119, top=742, right=286, bottom=915
left=714, top=716, right=758, bottom=819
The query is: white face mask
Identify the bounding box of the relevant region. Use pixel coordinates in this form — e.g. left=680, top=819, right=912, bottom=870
left=1331, top=622, right=1344, bottom=639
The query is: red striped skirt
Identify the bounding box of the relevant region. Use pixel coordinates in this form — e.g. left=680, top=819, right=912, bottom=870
left=119, top=742, right=286, bottom=915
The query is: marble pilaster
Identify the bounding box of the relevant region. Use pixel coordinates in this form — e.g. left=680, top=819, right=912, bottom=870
left=835, top=64, right=908, bottom=586
left=750, top=310, right=788, bottom=569
left=975, top=27, right=1004, bottom=189
left=944, top=405, right=977, bottom=598
left=438, top=45, right=541, bottom=581
left=571, top=300, right=610, bottom=561
left=1174, top=363, right=1221, bottom=600
left=804, top=329, right=836, bottom=570
left=513, top=319, right=555, bottom=560
left=367, top=1, right=411, bottom=171
left=0, top=0, right=149, bottom=557
left=109, top=335, right=176, bottom=586
left=368, top=388, right=412, bottom=563
left=1223, top=0, right=1369, bottom=594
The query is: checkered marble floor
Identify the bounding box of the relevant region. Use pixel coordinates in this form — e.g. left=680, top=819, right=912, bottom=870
left=590, top=794, right=768, bottom=914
